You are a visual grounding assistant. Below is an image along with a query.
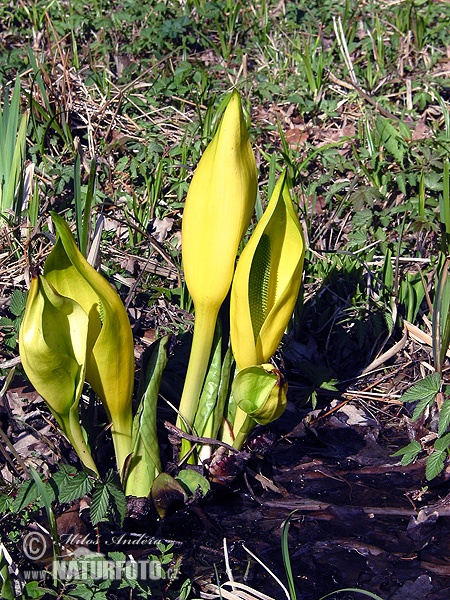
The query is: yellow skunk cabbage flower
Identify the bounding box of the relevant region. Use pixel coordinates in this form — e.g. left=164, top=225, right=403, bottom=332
left=178, top=91, right=257, bottom=443
left=43, top=212, right=134, bottom=478
left=19, top=275, right=98, bottom=474
left=230, top=172, right=305, bottom=371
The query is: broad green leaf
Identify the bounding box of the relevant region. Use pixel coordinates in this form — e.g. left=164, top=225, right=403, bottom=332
left=375, top=116, right=406, bottom=164
left=104, top=471, right=126, bottom=526
left=12, top=474, right=56, bottom=512
left=151, top=473, right=187, bottom=519
left=9, top=289, right=27, bottom=317
left=0, top=495, right=12, bottom=514
left=176, top=469, right=210, bottom=498
left=12, top=479, right=40, bottom=512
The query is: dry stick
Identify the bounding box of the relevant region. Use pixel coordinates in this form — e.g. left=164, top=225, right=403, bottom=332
left=0, top=356, right=21, bottom=370
left=361, top=325, right=408, bottom=374
left=0, top=424, right=30, bottom=478
left=310, top=360, right=409, bottom=426
left=331, top=16, right=402, bottom=123
left=333, top=16, right=359, bottom=87
left=164, top=421, right=239, bottom=454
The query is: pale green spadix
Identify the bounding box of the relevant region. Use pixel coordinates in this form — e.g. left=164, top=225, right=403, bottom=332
left=19, top=275, right=98, bottom=474
left=230, top=172, right=305, bottom=371
left=177, top=91, right=257, bottom=452
left=43, top=212, right=134, bottom=479
left=231, top=363, right=288, bottom=449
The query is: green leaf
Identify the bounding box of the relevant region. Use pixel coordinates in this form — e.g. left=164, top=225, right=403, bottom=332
left=125, top=336, right=169, bottom=497
left=400, top=372, right=441, bottom=403
left=213, top=344, right=234, bottom=436
left=90, top=482, right=110, bottom=526
left=391, top=440, right=422, bottom=465
left=426, top=449, right=446, bottom=480
left=12, top=474, right=56, bottom=512
left=53, top=469, right=94, bottom=504
left=438, top=398, right=450, bottom=437
left=193, top=321, right=223, bottom=439
left=0, top=495, right=12, bottom=514
left=12, top=480, right=38, bottom=512
left=375, top=116, right=406, bottom=164
left=0, top=544, right=15, bottom=600
left=400, top=373, right=441, bottom=421
left=23, top=580, right=51, bottom=599
left=9, top=289, right=27, bottom=318
left=176, top=469, right=210, bottom=498
left=104, top=471, right=127, bottom=526
left=434, top=431, right=450, bottom=452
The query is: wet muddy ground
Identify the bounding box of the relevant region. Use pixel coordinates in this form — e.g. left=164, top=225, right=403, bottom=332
left=155, top=401, right=450, bottom=600
left=2, top=361, right=450, bottom=600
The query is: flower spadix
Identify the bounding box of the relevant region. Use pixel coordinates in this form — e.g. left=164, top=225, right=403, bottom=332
left=230, top=172, right=305, bottom=371
left=178, top=91, right=257, bottom=443
left=43, top=212, right=134, bottom=477
left=233, top=364, right=287, bottom=424
left=19, top=275, right=98, bottom=474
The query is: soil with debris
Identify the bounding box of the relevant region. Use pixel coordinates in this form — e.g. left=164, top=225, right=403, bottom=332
left=2, top=337, right=450, bottom=600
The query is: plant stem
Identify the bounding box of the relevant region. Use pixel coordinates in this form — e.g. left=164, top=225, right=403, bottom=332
left=110, top=412, right=134, bottom=481
left=177, top=307, right=218, bottom=460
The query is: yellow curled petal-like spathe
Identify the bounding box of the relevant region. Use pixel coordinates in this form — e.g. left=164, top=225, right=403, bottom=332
left=177, top=91, right=257, bottom=444
left=230, top=172, right=305, bottom=371
left=19, top=275, right=98, bottom=473
left=181, top=90, right=257, bottom=313
left=45, top=213, right=134, bottom=476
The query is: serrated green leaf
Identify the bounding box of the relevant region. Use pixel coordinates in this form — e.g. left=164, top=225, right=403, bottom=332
left=434, top=431, right=450, bottom=452
left=12, top=477, right=54, bottom=512
left=107, top=551, right=127, bottom=562
left=426, top=449, right=445, bottom=480
left=412, top=396, right=436, bottom=422
left=9, top=289, right=27, bottom=317
left=400, top=373, right=441, bottom=403
left=104, top=472, right=126, bottom=526
left=57, top=471, right=94, bottom=505
left=90, top=483, right=110, bottom=526
left=391, top=440, right=422, bottom=465
left=0, top=494, right=12, bottom=514
left=375, top=116, right=406, bottom=164
left=438, top=398, right=450, bottom=437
